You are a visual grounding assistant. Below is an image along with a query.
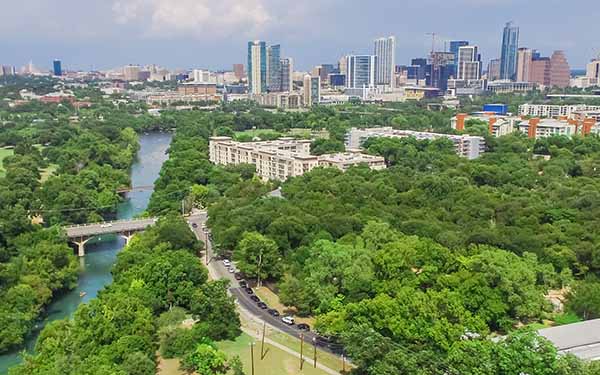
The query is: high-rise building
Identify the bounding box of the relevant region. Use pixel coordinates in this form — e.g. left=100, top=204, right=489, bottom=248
left=516, top=48, right=533, bottom=82
left=1, top=65, right=16, bottom=76
left=248, top=40, right=267, bottom=94
left=549, top=51, right=571, bottom=88
left=233, top=64, right=245, bottom=80
left=449, top=41, right=469, bottom=65
left=530, top=57, right=551, bottom=86
left=266, top=44, right=281, bottom=92
left=586, top=54, right=600, bottom=81
left=123, top=64, right=141, bottom=81
left=499, top=22, right=519, bottom=81
left=280, top=58, right=293, bottom=92
left=374, top=36, right=396, bottom=86
left=303, top=75, right=321, bottom=107
left=457, top=45, right=481, bottom=80
left=346, top=55, right=377, bottom=89
left=339, top=56, right=348, bottom=76
left=53, top=59, right=62, bottom=76
left=488, top=59, right=501, bottom=81
left=193, top=69, right=212, bottom=83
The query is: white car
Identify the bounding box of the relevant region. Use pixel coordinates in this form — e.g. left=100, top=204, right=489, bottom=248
left=228, top=267, right=235, bottom=273
left=282, top=316, right=295, bottom=325
left=100, top=223, right=112, bottom=228
left=223, top=259, right=231, bottom=267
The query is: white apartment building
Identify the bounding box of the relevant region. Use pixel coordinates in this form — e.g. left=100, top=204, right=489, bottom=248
left=517, top=119, right=577, bottom=138
left=209, top=137, right=386, bottom=181
left=519, top=104, right=600, bottom=118
left=345, top=127, right=486, bottom=159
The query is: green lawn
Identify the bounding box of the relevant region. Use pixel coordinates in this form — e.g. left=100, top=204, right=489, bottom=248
left=218, top=333, right=334, bottom=375
left=40, top=163, right=58, bottom=182
left=0, top=147, right=14, bottom=177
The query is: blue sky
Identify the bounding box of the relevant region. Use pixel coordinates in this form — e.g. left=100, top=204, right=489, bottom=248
left=1, top=0, right=598, bottom=71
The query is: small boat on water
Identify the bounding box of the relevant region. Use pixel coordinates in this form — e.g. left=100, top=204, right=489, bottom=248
left=79, top=291, right=87, bottom=298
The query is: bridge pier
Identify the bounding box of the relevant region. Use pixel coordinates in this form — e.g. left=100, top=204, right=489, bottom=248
left=72, top=236, right=92, bottom=257
left=119, top=231, right=135, bottom=246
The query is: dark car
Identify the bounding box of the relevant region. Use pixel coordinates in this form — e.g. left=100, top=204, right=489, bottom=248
left=244, top=287, right=253, bottom=295
left=267, top=309, right=280, bottom=317
left=257, top=302, right=268, bottom=309
left=296, top=323, right=310, bottom=331
left=250, top=295, right=260, bottom=302
left=234, top=272, right=243, bottom=280
left=192, top=223, right=198, bottom=228
left=239, top=280, right=247, bottom=288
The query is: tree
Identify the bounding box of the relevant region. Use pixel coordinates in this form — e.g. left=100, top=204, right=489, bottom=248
left=180, top=343, right=228, bottom=375
left=566, top=277, right=600, bottom=320
left=121, top=352, right=155, bottom=375
left=234, top=232, right=281, bottom=286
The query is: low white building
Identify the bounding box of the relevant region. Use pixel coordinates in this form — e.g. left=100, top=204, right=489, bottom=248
left=519, top=104, right=600, bottom=119
left=346, top=127, right=486, bottom=159
left=209, top=137, right=386, bottom=181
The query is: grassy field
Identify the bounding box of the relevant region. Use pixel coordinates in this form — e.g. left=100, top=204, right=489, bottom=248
left=218, top=333, right=333, bottom=375
left=0, top=147, right=14, bottom=177
left=39, top=163, right=58, bottom=182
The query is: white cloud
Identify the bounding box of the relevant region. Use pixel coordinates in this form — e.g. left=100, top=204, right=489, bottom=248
left=112, top=0, right=272, bottom=38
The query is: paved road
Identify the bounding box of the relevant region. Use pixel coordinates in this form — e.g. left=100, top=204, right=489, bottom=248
left=64, top=218, right=158, bottom=238
left=187, top=211, right=343, bottom=356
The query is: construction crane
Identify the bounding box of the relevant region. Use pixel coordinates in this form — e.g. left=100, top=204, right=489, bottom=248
left=425, top=32, right=437, bottom=57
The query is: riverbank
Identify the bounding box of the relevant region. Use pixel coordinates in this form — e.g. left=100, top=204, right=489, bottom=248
left=0, top=132, right=172, bottom=374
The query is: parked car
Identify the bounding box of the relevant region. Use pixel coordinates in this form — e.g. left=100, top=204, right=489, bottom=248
left=267, top=309, right=280, bottom=317
left=244, top=287, right=254, bottom=295
left=296, top=323, right=310, bottom=331
left=228, top=267, right=235, bottom=273
left=281, top=316, right=295, bottom=325
left=250, top=295, right=260, bottom=302
left=100, top=223, right=112, bottom=228
left=223, top=259, right=231, bottom=267
left=234, top=272, right=243, bottom=280
left=257, top=302, right=268, bottom=309
left=192, top=223, right=198, bottom=228
left=239, top=281, right=247, bottom=288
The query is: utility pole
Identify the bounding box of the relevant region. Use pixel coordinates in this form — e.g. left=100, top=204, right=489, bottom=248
left=204, top=229, right=209, bottom=265
left=261, top=322, right=266, bottom=360
left=300, top=333, right=304, bottom=370
left=256, top=251, right=263, bottom=288
left=313, top=337, right=317, bottom=368
left=250, top=342, right=255, bottom=375
left=342, top=353, right=346, bottom=373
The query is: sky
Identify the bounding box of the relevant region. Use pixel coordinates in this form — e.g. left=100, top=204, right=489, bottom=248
left=1, top=0, right=598, bottom=72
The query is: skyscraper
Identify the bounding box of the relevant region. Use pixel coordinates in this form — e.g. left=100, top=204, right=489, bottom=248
left=500, top=22, right=519, bottom=80
left=549, top=51, right=570, bottom=88
left=266, top=44, right=281, bottom=92
left=457, top=45, right=481, bottom=80
left=303, top=74, right=320, bottom=107
left=53, top=59, right=62, bottom=76
left=233, top=64, right=245, bottom=80
left=248, top=41, right=267, bottom=94
left=346, top=55, right=377, bottom=89
left=449, top=41, right=469, bottom=65
left=374, top=36, right=396, bottom=86
left=516, top=48, right=533, bottom=82
left=487, top=59, right=501, bottom=81
left=530, top=57, right=551, bottom=86
left=280, top=58, right=293, bottom=92
left=123, top=64, right=141, bottom=81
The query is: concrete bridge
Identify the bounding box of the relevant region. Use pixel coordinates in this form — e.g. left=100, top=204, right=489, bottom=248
left=65, top=218, right=158, bottom=256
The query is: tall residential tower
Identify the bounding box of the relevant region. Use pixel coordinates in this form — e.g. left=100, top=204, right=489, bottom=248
left=500, top=22, right=519, bottom=80
left=247, top=40, right=267, bottom=94
left=374, top=36, right=396, bottom=86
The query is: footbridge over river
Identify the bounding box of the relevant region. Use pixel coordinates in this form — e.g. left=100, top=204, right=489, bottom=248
left=65, top=218, right=158, bottom=256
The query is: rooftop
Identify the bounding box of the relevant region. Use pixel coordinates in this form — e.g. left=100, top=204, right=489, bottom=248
left=538, top=319, right=600, bottom=361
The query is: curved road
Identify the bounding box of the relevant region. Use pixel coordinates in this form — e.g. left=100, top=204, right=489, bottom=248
left=187, top=211, right=343, bottom=356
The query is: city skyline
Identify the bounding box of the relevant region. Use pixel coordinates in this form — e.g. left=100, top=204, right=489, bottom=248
left=1, top=0, right=598, bottom=71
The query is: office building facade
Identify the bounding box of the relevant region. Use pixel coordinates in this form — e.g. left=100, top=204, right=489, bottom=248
left=549, top=51, right=571, bottom=88
left=586, top=55, right=600, bottom=81
left=457, top=46, right=481, bottom=80
left=374, top=36, right=396, bottom=86
left=303, top=75, right=321, bottom=107
left=248, top=40, right=267, bottom=94
left=280, top=58, right=293, bottom=92
left=346, top=55, right=377, bottom=89
left=500, top=22, right=519, bottom=80
left=450, top=41, right=469, bottom=65
left=487, top=59, right=501, bottom=81
left=233, top=64, right=245, bottom=80
left=53, top=59, right=62, bottom=76
left=516, top=48, right=533, bottom=82
left=266, top=44, right=281, bottom=92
